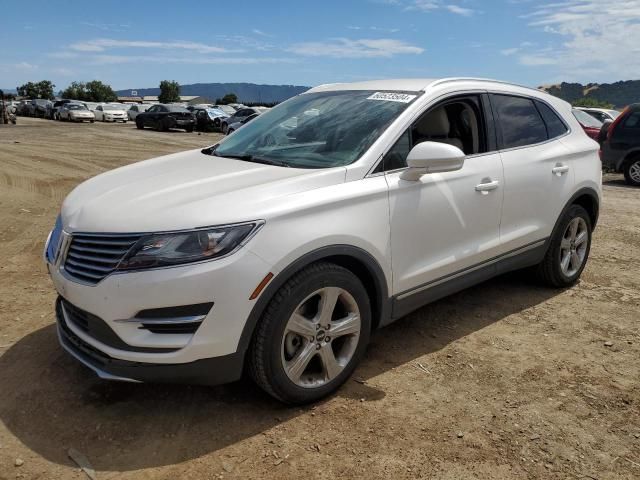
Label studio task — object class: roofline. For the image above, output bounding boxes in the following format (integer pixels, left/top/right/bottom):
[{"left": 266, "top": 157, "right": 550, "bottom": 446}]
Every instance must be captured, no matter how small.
[
  {"left": 428, "top": 77, "right": 544, "bottom": 95},
  {"left": 311, "top": 77, "right": 548, "bottom": 95}
]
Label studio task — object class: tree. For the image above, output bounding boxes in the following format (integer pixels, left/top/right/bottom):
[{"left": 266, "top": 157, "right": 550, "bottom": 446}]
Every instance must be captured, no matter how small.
[
  {"left": 159, "top": 80, "right": 180, "bottom": 103},
  {"left": 17, "top": 80, "right": 55, "bottom": 99},
  {"left": 60, "top": 80, "right": 117, "bottom": 102},
  {"left": 61, "top": 81, "right": 88, "bottom": 100},
  {"left": 215, "top": 93, "right": 238, "bottom": 105},
  {"left": 85, "top": 80, "right": 117, "bottom": 102},
  {"left": 572, "top": 97, "right": 614, "bottom": 109}
]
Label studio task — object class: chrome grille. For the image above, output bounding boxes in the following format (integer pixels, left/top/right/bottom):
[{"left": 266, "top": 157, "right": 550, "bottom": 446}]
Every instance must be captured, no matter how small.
[{"left": 63, "top": 234, "right": 142, "bottom": 284}]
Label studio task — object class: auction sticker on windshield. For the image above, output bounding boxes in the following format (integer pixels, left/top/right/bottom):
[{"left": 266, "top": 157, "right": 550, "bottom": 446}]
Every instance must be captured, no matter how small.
[{"left": 367, "top": 92, "right": 417, "bottom": 103}]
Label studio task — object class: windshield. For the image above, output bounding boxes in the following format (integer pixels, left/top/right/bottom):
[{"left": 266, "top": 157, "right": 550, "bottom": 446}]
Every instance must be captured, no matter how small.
[
  {"left": 573, "top": 109, "right": 603, "bottom": 128},
  {"left": 216, "top": 105, "right": 236, "bottom": 115},
  {"left": 213, "top": 90, "right": 418, "bottom": 168},
  {"left": 103, "top": 105, "right": 122, "bottom": 111},
  {"left": 607, "top": 110, "right": 620, "bottom": 119},
  {"left": 68, "top": 105, "right": 86, "bottom": 110}
]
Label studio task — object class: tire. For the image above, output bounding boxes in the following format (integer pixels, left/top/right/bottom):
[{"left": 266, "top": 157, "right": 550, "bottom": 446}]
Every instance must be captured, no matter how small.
[
  {"left": 248, "top": 262, "right": 371, "bottom": 404},
  {"left": 221, "top": 123, "right": 228, "bottom": 134},
  {"left": 185, "top": 126, "right": 194, "bottom": 133},
  {"left": 136, "top": 120, "right": 144, "bottom": 130},
  {"left": 90, "top": 120, "right": 94, "bottom": 123},
  {"left": 227, "top": 128, "right": 234, "bottom": 135},
  {"left": 536, "top": 204, "right": 592, "bottom": 288},
  {"left": 623, "top": 156, "right": 640, "bottom": 186}
]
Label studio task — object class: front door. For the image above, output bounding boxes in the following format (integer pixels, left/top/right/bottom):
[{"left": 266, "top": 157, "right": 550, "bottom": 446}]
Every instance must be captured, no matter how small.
[{"left": 383, "top": 94, "right": 504, "bottom": 308}]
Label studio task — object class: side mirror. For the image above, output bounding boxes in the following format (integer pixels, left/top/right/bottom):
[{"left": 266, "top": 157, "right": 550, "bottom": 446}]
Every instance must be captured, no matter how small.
[{"left": 400, "top": 141, "right": 465, "bottom": 181}]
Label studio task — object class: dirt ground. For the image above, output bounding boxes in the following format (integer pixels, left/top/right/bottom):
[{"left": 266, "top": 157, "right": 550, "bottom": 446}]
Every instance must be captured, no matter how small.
[{"left": 0, "top": 118, "right": 638, "bottom": 480}]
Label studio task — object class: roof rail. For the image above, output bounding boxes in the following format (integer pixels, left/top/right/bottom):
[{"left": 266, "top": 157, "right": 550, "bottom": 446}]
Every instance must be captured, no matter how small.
[{"left": 428, "top": 77, "right": 543, "bottom": 94}]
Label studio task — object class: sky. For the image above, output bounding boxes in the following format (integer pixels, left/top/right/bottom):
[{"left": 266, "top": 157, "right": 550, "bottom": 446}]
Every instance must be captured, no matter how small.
[{"left": 1, "top": 0, "right": 639, "bottom": 92}]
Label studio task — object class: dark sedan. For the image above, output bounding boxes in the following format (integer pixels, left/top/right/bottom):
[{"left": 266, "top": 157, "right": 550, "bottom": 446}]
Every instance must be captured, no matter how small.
[{"left": 135, "top": 104, "right": 196, "bottom": 132}]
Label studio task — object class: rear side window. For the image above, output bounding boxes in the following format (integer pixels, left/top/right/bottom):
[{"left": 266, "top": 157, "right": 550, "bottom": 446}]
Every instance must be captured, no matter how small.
[
  {"left": 491, "top": 94, "right": 547, "bottom": 149},
  {"left": 535, "top": 101, "right": 569, "bottom": 139},
  {"left": 623, "top": 111, "right": 640, "bottom": 129}
]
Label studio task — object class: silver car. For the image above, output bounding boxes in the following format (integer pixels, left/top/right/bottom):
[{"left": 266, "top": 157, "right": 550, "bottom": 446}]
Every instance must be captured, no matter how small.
[{"left": 59, "top": 104, "right": 95, "bottom": 123}]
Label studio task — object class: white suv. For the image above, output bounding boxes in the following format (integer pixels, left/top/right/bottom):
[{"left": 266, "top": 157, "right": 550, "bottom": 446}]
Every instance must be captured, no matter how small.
[{"left": 45, "top": 78, "right": 601, "bottom": 403}]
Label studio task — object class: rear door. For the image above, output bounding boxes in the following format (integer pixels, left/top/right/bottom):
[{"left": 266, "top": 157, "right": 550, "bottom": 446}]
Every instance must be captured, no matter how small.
[{"left": 491, "top": 94, "right": 574, "bottom": 252}]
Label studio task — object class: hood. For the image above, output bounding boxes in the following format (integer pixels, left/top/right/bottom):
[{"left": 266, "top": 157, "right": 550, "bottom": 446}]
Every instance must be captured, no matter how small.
[{"left": 61, "top": 149, "right": 346, "bottom": 233}]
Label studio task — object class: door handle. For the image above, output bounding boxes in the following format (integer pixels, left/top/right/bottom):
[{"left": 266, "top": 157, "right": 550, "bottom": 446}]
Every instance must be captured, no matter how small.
[
  {"left": 552, "top": 164, "right": 570, "bottom": 176},
  {"left": 475, "top": 180, "right": 500, "bottom": 194}
]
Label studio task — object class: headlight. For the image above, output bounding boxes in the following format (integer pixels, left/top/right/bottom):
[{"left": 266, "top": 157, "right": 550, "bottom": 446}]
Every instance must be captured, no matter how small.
[{"left": 117, "top": 222, "right": 262, "bottom": 271}]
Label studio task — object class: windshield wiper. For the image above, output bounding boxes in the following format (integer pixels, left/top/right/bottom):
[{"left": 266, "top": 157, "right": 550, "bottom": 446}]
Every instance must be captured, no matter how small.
[{"left": 212, "top": 151, "right": 290, "bottom": 167}]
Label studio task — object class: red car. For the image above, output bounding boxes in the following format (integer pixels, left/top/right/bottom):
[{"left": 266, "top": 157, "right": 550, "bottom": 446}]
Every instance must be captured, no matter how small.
[{"left": 572, "top": 108, "right": 603, "bottom": 140}]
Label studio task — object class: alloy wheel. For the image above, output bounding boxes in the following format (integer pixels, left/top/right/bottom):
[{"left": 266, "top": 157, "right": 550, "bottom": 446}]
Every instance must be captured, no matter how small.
[
  {"left": 559, "top": 217, "right": 588, "bottom": 277},
  {"left": 281, "top": 287, "right": 361, "bottom": 388},
  {"left": 629, "top": 160, "right": 640, "bottom": 184}
]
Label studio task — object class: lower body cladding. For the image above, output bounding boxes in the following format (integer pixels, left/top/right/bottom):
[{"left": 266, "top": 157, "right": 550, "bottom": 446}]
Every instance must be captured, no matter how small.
[{"left": 50, "top": 246, "right": 274, "bottom": 385}]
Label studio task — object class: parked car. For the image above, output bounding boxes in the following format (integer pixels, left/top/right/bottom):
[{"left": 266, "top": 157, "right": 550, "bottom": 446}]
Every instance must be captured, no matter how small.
[
  {"left": 193, "top": 106, "right": 230, "bottom": 131},
  {"left": 220, "top": 107, "right": 263, "bottom": 134},
  {"left": 82, "top": 102, "right": 100, "bottom": 112},
  {"left": 15, "top": 100, "right": 31, "bottom": 116},
  {"left": 574, "top": 107, "right": 620, "bottom": 124},
  {"left": 94, "top": 104, "right": 128, "bottom": 122},
  {"left": 58, "top": 103, "right": 95, "bottom": 123},
  {"left": 48, "top": 99, "right": 81, "bottom": 120},
  {"left": 226, "top": 112, "right": 259, "bottom": 134},
  {"left": 135, "top": 104, "right": 195, "bottom": 132},
  {"left": 127, "top": 104, "right": 151, "bottom": 121},
  {"left": 29, "top": 99, "right": 51, "bottom": 118},
  {"left": 572, "top": 108, "right": 603, "bottom": 140},
  {"left": 45, "top": 78, "right": 601, "bottom": 404},
  {"left": 600, "top": 103, "right": 640, "bottom": 185},
  {"left": 214, "top": 104, "right": 237, "bottom": 116}
]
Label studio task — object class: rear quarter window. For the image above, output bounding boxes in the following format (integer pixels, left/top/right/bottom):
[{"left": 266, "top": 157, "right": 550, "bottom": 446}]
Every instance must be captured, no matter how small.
[
  {"left": 623, "top": 111, "right": 640, "bottom": 129},
  {"left": 491, "top": 94, "right": 548, "bottom": 149},
  {"left": 535, "top": 101, "right": 569, "bottom": 139}
]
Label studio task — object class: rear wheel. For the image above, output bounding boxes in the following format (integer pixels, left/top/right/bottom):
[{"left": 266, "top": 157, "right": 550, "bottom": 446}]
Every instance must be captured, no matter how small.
[
  {"left": 623, "top": 157, "right": 640, "bottom": 186},
  {"left": 249, "top": 262, "right": 371, "bottom": 404},
  {"left": 185, "top": 126, "right": 194, "bottom": 133},
  {"left": 536, "top": 204, "right": 592, "bottom": 288}
]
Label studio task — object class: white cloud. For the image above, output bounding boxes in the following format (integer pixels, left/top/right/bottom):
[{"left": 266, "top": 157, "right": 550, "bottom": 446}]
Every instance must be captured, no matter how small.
[
  {"left": 86, "top": 55, "right": 295, "bottom": 66},
  {"left": 68, "top": 38, "right": 233, "bottom": 54},
  {"left": 384, "top": 0, "right": 478, "bottom": 16},
  {"left": 445, "top": 5, "right": 474, "bottom": 16},
  {"left": 501, "top": 47, "right": 519, "bottom": 56},
  {"left": 287, "top": 38, "right": 424, "bottom": 58},
  {"left": 516, "top": 0, "right": 640, "bottom": 80}
]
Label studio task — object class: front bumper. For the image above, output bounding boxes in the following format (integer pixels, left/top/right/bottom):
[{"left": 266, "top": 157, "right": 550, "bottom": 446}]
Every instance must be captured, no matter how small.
[
  {"left": 47, "top": 229, "right": 274, "bottom": 375},
  {"left": 57, "top": 298, "right": 243, "bottom": 384}
]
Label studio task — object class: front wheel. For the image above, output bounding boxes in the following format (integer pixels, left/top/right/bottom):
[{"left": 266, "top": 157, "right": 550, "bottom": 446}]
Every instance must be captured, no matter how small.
[
  {"left": 221, "top": 123, "right": 228, "bottom": 134},
  {"left": 249, "top": 262, "right": 371, "bottom": 404},
  {"left": 536, "top": 204, "right": 592, "bottom": 288},
  {"left": 623, "top": 157, "right": 640, "bottom": 186},
  {"left": 185, "top": 126, "right": 194, "bottom": 133},
  {"left": 136, "top": 120, "right": 144, "bottom": 130}
]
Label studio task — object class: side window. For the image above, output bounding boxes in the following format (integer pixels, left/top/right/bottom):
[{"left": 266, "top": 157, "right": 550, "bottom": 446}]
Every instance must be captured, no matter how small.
[
  {"left": 491, "top": 94, "right": 547, "bottom": 149},
  {"left": 375, "top": 95, "right": 487, "bottom": 173},
  {"left": 535, "top": 101, "right": 568, "bottom": 139},
  {"left": 623, "top": 111, "right": 640, "bottom": 129},
  {"left": 97, "top": 106, "right": 102, "bottom": 111}
]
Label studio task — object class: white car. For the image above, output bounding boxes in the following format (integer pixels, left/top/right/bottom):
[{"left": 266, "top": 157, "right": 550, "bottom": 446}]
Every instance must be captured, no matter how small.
[
  {"left": 45, "top": 78, "right": 601, "bottom": 404},
  {"left": 128, "top": 104, "right": 151, "bottom": 121},
  {"left": 94, "top": 104, "right": 128, "bottom": 122},
  {"left": 574, "top": 106, "right": 620, "bottom": 123}
]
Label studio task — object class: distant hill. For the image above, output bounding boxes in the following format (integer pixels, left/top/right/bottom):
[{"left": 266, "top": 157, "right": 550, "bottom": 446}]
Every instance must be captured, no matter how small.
[
  {"left": 116, "top": 82, "right": 309, "bottom": 104},
  {"left": 540, "top": 80, "right": 640, "bottom": 108}
]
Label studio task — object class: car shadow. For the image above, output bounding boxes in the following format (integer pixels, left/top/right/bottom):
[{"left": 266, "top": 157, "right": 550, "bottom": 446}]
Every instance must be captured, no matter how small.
[
  {"left": 0, "top": 271, "right": 562, "bottom": 471},
  {"left": 603, "top": 177, "right": 637, "bottom": 189}
]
